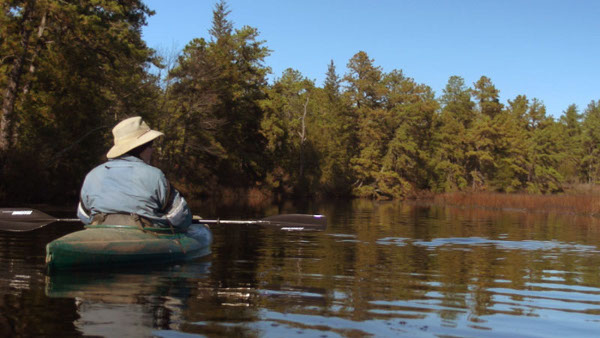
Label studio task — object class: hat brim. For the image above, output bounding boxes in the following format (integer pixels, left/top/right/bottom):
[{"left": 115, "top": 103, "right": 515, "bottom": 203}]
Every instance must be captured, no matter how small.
[{"left": 106, "top": 130, "right": 164, "bottom": 159}]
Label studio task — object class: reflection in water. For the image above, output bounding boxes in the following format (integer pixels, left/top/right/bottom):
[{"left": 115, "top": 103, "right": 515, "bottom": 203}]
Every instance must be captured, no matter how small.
[
  {"left": 379, "top": 235, "right": 600, "bottom": 253},
  {"left": 45, "top": 262, "right": 211, "bottom": 336},
  {"left": 1, "top": 200, "right": 600, "bottom": 336}
]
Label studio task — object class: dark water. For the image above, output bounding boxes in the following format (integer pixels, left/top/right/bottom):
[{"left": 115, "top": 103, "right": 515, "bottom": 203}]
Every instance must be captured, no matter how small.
[{"left": 1, "top": 200, "right": 600, "bottom": 337}]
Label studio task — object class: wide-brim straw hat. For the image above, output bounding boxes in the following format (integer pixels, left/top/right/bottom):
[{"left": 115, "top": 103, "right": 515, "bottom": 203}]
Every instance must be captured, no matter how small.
[{"left": 106, "top": 116, "right": 164, "bottom": 159}]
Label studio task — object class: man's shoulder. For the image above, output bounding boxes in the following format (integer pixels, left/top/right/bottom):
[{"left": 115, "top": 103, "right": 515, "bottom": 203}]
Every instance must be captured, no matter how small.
[
  {"left": 134, "top": 162, "right": 165, "bottom": 178},
  {"left": 87, "top": 157, "right": 165, "bottom": 177},
  {"left": 121, "top": 157, "right": 166, "bottom": 180}
]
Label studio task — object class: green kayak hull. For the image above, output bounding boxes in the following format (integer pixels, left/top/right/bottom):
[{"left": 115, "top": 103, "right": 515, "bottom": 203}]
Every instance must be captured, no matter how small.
[{"left": 45, "top": 224, "right": 212, "bottom": 271}]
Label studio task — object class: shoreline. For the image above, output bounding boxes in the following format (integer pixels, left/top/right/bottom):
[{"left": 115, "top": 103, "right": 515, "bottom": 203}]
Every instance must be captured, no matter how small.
[{"left": 429, "top": 191, "right": 600, "bottom": 218}]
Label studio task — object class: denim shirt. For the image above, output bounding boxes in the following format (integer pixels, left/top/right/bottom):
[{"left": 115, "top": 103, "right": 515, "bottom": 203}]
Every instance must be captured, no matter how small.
[{"left": 77, "top": 156, "right": 192, "bottom": 229}]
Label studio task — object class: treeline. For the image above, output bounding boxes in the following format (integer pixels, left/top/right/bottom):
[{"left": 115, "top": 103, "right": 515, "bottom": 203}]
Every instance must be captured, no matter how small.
[{"left": 1, "top": 0, "right": 599, "bottom": 203}]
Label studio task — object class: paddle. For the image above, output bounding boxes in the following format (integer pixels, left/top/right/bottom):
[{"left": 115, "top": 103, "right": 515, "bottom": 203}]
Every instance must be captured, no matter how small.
[
  {"left": 0, "top": 208, "right": 327, "bottom": 232},
  {"left": 196, "top": 214, "right": 327, "bottom": 231}
]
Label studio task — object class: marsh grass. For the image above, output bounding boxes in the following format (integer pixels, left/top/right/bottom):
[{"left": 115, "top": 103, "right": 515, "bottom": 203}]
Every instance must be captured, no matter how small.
[{"left": 434, "top": 187, "right": 600, "bottom": 217}]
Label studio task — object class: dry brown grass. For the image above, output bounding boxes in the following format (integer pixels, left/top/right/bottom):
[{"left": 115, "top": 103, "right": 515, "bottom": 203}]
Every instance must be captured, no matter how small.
[
  {"left": 433, "top": 191, "right": 600, "bottom": 216},
  {"left": 217, "top": 187, "right": 272, "bottom": 209}
]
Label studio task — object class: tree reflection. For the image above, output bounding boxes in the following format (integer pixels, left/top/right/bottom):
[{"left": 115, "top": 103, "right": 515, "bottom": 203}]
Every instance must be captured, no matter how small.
[{"left": 2, "top": 200, "right": 600, "bottom": 336}]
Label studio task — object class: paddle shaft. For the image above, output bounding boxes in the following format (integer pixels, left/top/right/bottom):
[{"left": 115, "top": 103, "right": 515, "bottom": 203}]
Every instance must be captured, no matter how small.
[
  {"left": 56, "top": 218, "right": 81, "bottom": 222},
  {"left": 19, "top": 218, "right": 262, "bottom": 225},
  {"left": 21, "top": 218, "right": 290, "bottom": 226},
  {"left": 0, "top": 208, "right": 326, "bottom": 232},
  {"left": 32, "top": 216, "right": 322, "bottom": 226}
]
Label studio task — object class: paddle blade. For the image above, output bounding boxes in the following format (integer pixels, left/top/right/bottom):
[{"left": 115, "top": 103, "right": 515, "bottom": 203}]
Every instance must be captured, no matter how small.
[
  {"left": 261, "top": 214, "right": 327, "bottom": 231},
  {"left": 0, "top": 208, "right": 57, "bottom": 232}
]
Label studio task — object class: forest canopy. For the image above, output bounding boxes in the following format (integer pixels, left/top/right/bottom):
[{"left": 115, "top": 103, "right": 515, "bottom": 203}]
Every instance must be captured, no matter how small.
[{"left": 0, "top": 0, "right": 598, "bottom": 203}]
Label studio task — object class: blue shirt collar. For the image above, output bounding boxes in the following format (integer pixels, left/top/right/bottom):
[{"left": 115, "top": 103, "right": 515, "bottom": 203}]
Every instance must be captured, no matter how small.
[{"left": 109, "top": 155, "right": 145, "bottom": 163}]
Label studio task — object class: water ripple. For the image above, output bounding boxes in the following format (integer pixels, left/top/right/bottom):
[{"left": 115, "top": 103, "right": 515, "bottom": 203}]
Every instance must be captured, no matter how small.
[{"left": 410, "top": 237, "right": 599, "bottom": 253}]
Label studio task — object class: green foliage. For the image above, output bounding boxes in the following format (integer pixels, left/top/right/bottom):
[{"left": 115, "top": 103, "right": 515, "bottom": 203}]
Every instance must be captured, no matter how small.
[
  {"left": 158, "top": 1, "right": 270, "bottom": 194},
  {"left": 311, "top": 61, "right": 355, "bottom": 196},
  {"left": 432, "top": 76, "right": 474, "bottom": 192},
  {"left": 473, "top": 76, "right": 502, "bottom": 118},
  {"left": 490, "top": 111, "right": 529, "bottom": 192},
  {"left": 524, "top": 100, "right": 564, "bottom": 193},
  {"left": 557, "top": 104, "right": 582, "bottom": 183},
  {"left": 0, "top": 0, "right": 155, "bottom": 201},
  {"left": 0, "top": 0, "right": 593, "bottom": 203},
  {"left": 259, "top": 68, "right": 317, "bottom": 196},
  {"left": 581, "top": 101, "right": 600, "bottom": 184},
  {"left": 344, "top": 53, "right": 439, "bottom": 199}
]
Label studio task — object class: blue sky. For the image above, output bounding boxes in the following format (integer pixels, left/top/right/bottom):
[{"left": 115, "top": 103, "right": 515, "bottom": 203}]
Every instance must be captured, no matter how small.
[{"left": 142, "top": 0, "right": 600, "bottom": 118}]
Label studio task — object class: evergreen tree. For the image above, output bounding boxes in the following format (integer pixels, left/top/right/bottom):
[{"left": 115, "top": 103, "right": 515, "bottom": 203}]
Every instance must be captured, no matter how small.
[
  {"left": 433, "top": 76, "right": 474, "bottom": 191},
  {"left": 472, "top": 76, "right": 502, "bottom": 118},
  {"left": 323, "top": 60, "right": 341, "bottom": 101},
  {"left": 464, "top": 115, "right": 497, "bottom": 190},
  {"left": 210, "top": 4, "right": 270, "bottom": 186},
  {"left": 161, "top": 37, "right": 225, "bottom": 193},
  {"left": 507, "top": 95, "right": 529, "bottom": 127},
  {"left": 558, "top": 104, "right": 582, "bottom": 183},
  {"left": 344, "top": 53, "right": 437, "bottom": 199},
  {"left": 209, "top": 0, "right": 233, "bottom": 40},
  {"left": 343, "top": 51, "right": 384, "bottom": 110},
  {"left": 505, "top": 99, "right": 564, "bottom": 193},
  {"left": 163, "top": 0, "right": 270, "bottom": 193},
  {"left": 0, "top": 0, "right": 155, "bottom": 201},
  {"left": 490, "top": 106, "right": 529, "bottom": 192},
  {"left": 314, "top": 60, "right": 355, "bottom": 195},
  {"left": 259, "top": 68, "right": 317, "bottom": 196},
  {"left": 464, "top": 76, "right": 504, "bottom": 190},
  {"left": 440, "top": 76, "right": 475, "bottom": 128},
  {"left": 581, "top": 101, "right": 600, "bottom": 184},
  {"left": 344, "top": 52, "right": 386, "bottom": 198},
  {"left": 381, "top": 70, "right": 437, "bottom": 195},
  {"left": 489, "top": 95, "right": 532, "bottom": 192}
]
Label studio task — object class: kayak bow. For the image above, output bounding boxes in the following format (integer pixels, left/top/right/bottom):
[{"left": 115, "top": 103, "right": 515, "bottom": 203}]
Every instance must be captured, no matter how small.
[{"left": 45, "top": 224, "right": 212, "bottom": 272}]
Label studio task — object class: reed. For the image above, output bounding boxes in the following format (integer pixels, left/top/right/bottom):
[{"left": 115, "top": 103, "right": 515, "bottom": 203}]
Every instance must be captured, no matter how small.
[
  {"left": 433, "top": 191, "right": 600, "bottom": 216},
  {"left": 211, "top": 187, "right": 272, "bottom": 209}
]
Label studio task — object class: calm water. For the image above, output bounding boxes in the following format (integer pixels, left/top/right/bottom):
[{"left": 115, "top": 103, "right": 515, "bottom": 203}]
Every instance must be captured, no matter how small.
[{"left": 1, "top": 200, "right": 600, "bottom": 337}]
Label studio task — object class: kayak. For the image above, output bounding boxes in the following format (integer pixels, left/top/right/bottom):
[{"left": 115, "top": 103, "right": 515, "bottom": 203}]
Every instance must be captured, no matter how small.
[{"left": 45, "top": 223, "right": 212, "bottom": 272}]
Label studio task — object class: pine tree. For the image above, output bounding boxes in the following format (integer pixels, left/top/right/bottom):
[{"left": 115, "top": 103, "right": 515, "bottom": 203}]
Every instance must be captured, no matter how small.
[
  {"left": 161, "top": 37, "right": 225, "bottom": 193},
  {"left": 259, "top": 68, "right": 316, "bottom": 195},
  {"left": 433, "top": 76, "right": 474, "bottom": 191},
  {"left": 558, "top": 104, "right": 582, "bottom": 183},
  {"left": 490, "top": 107, "right": 529, "bottom": 192},
  {"left": 581, "top": 101, "right": 600, "bottom": 184},
  {"left": 381, "top": 70, "right": 437, "bottom": 194},
  {"left": 463, "top": 76, "right": 504, "bottom": 190},
  {"left": 473, "top": 76, "right": 502, "bottom": 118},
  {"left": 323, "top": 60, "right": 341, "bottom": 101},
  {"left": 524, "top": 100, "right": 563, "bottom": 193},
  {"left": 0, "top": 0, "right": 155, "bottom": 201},
  {"left": 314, "top": 60, "right": 355, "bottom": 195},
  {"left": 209, "top": 0, "right": 233, "bottom": 40},
  {"left": 343, "top": 51, "right": 384, "bottom": 110},
  {"left": 344, "top": 52, "right": 386, "bottom": 197},
  {"left": 164, "top": 1, "right": 271, "bottom": 192}
]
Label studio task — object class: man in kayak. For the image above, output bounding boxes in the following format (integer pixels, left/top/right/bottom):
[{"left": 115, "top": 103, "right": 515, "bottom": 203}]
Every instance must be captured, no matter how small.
[{"left": 77, "top": 116, "right": 192, "bottom": 229}]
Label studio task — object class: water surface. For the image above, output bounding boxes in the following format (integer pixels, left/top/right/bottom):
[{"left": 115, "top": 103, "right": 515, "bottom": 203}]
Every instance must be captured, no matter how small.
[{"left": 1, "top": 200, "right": 599, "bottom": 337}]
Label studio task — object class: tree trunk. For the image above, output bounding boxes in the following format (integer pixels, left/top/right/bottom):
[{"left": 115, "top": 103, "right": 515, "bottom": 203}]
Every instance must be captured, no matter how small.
[
  {"left": 21, "top": 8, "right": 47, "bottom": 97},
  {"left": 298, "top": 95, "right": 309, "bottom": 178},
  {"left": 10, "top": 8, "right": 48, "bottom": 146},
  {"left": 0, "top": 2, "right": 40, "bottom": 150}
]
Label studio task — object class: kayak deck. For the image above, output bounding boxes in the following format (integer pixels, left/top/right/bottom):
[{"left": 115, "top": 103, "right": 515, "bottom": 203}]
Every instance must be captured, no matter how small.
[{"left": 45, "top": 224, "right": 212, "bottom": 271}]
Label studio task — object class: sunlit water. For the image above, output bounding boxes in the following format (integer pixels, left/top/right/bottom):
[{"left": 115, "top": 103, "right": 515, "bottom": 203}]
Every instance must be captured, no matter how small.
[{"left": 1, "top": 200, "right": 600, "bottom": 337}]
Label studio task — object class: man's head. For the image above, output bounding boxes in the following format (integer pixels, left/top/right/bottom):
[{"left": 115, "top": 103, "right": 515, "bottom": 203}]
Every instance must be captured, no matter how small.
[{"left": 106, "top": 116, "right": 163, "bottom": 159}]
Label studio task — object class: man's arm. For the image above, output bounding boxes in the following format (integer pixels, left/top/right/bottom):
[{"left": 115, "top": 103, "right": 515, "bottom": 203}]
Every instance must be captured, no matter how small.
[
  {"left": 157, "top": 174, "right": 192, "bottom": 229},
  {"left": 77, "top": 200, "right": 93, "bottom": 224}
]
